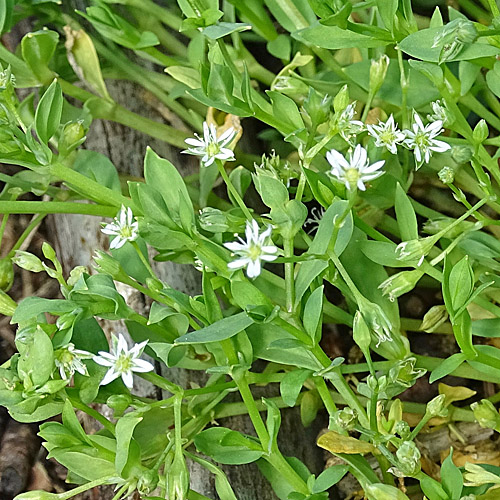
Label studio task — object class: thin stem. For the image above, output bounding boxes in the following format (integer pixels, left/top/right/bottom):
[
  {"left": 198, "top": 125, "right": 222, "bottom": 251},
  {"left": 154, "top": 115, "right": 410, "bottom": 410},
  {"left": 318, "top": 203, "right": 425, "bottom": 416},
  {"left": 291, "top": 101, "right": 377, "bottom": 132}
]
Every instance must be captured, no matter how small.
[
  {"left": 70, "top": 398, "right": 115, "bottom": 433},
  {"left": 0, "top": 201, "right": 117, "bottom": 217},
  {"left": 216, "top": 161, "right": 253, "bottom": 220},
  {"left": 313, "top": 376, "right": 337, "bottom": 421},
  {"left": 8, "top": 214, "right": 45, "bottom": 257},
  {"left": 60, "top": 476, "right": 113, "bottom": 500},
  {"left": 284, "top": 237, "right": 295, "bottom": 313},
  {"left": 397, "top": 49, "right": 409, "bottom": 129},
  {"left": 131, "top": 241, "right": 156, "bottom": 280}
]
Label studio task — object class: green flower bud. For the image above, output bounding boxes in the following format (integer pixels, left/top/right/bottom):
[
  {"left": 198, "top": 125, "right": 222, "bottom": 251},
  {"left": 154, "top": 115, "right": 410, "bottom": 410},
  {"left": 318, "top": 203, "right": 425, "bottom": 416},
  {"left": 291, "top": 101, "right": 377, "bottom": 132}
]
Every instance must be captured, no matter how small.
[
  {"left": 396, "top": 236, "right": 438, "bottom": 266},
  {"left": 433, "top": 19, "right": 478, "bottom": 63},
  {"left": 471, "top": 399, "right": 500, "bottom": 431},
  {"left": 273, "top": 76, "right": 309, "bottom": 96},
  {"left": 389, "top": 357, "right": 426, "bottom": 389},
  {"left": 396, "top": 441, "right": 421, "bottom": 477},
  {"left": 166, "top": 451, "right": 190, "bottom": 500},
  {"left": 352, "top": 310, "right": 371, "bottom": 353},
  {"left": 106, "top": 394, "right": 132, "bottom": 417},
  {"left": 358, "top": 297, "right": 394, "bottom": 347},
  {"left": 438, "top": 166, "right": 455, "bottom": 184},
  {"left": 369, "top": 54, "right": 390, "bottom": 94},
  {"left": 464, "top": 462, "right": 500, "bottom": 487},
  {"left": 379, "top": 270, "right": 424, "bottom": 302},
  {"left": 333, "top": 84, "right": 349, "bottom": 114},
  {"left": 420, "top": 305, "right": 449, "bottom": 333},
  {"left": 0, "top": 257, "right": 14, "bottom": 291},
  {"left": 0, "top": 290, "right": 17, "bottom": 316},
  {"left": 473, "top": 119, "right": 489, "bottom": 144},
  {"left": 59, "top": 121, "right": 85, "bottom": 156},
  {"left": 303, "top": 88, "right": 331, "bottom": 126},
  {"left": 426, "top": 394, "right": 448, "bottom": 418},
  {"left": 451, "top": 145, "right": 473, "bottom": 164},
  {"left": 332, "top": 407, "right": 357, "bottom": 431},
  {"left": 199, "top": 207, "right": 230, "bottom": 233},
  {"left": 137, "top": 469, "right": 159, "bottom": 496},
  {"left": 93, "top": 251, "right": 126, "bottom": 279},
  {"left": 394, "top": 420, "right": 411, "bottom": 440},
  {"left": 41, "top": 242, "right": 57, "bottom": 262},
  {"left": 55, "top": 312, "right": 76, "bottom": 331},
  {"left": 12, "top": 251, "right": 44, "bottom": 273}
]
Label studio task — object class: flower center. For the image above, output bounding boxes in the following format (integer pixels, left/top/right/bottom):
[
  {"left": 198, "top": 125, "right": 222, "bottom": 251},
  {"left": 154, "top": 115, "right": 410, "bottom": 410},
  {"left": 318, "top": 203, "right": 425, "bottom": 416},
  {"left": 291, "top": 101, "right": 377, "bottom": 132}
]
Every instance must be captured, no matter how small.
[
  {"left": 206, "top": 141, "right": 220, "bottom": 158},
  {"left": 115, "top": 354, "right": 133, "bottom": 373},
  {"left": 414, "top": 132, "right": 430, "bottom": 149},
  {"left": 345, "top": 168, "right": 360, "bottom": 186},
  {"left": 380, "top": 129, "right": 396, "bottom": 144},
  {"left": 247, "top": 243, "right": 262, "bottom": 262},
  {"left": 119, "top": 226, "right": 134, "bottom": 239}
]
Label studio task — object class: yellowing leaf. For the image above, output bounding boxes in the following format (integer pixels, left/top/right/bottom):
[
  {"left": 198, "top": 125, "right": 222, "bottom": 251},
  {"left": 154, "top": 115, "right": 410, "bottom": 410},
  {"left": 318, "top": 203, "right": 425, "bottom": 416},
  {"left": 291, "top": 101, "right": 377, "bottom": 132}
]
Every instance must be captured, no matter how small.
[
  {"left": 317, "top": 431, "right": 376, "bottom": 455},
  {"left": 438, "top": 383, "right": 476, "bottom": 406}
]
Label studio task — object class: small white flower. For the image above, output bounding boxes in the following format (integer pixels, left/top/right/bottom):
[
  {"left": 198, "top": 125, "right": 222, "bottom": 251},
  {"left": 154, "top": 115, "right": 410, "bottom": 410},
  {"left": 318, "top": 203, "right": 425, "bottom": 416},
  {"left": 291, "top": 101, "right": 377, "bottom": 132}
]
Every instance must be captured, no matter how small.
[
  {"left": 403, "top": 112, "right": 451, "bottom": 167},
  {"left": 54, "top": 343, "right": 93, "bottom": 380},
  {"left": 224, "top": 220, "right": 278, "bottom": 278},
  {"left": 93, "top": 333, "right": 154, "bottom": 389},
  {"left": 333, "top": 102, "right": 365, "bottom": 144},
  {"left": 366, "top": 115, "right": 405, "bottom": 154},
  {"left": 326, "top": 144, "right": 385, "bottom": 191},
  {"left": 183, "top": 122, "right": 236, "bottom": 167},
  {"left": 101, "top": 205, "right": 139, "bottom": 250}
]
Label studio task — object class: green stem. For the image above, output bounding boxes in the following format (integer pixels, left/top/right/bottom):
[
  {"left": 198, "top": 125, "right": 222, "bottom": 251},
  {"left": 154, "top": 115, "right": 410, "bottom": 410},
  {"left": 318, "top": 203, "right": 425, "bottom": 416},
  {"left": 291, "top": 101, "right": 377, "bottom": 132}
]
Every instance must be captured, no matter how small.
[
  {"left": 59, "top": 476, "right": 113, "bottom": 500},
  {"left": 0, "top": 201, "right": 117, "bottom": 216},
  {"left": 216, "top": 161, "right": 253, "bottom": 220},
  {"left": 8, "top": 214, "right": 45, "bottom": 257},
  {"left": 131, "top": 241, "right": 156, "bottom": 280},
  {"left": 70, "top": 398, "right": 115, "bottom": 433},
  {"left": 313, "top": 376, "right": 337, "bottom": 421},
  {"left": 284, "top": 237, "right": 295, "bottom": 313},
  {"left": 397, "top": 49, "right": 409, "bottom": 129}
]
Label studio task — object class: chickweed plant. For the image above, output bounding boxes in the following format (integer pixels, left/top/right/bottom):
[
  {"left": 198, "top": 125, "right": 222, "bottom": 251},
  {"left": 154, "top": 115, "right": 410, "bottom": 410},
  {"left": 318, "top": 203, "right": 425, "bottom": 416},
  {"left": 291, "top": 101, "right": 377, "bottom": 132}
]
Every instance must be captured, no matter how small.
[{"left": 2, "top": 1, "right": 500, "bottom": 499}]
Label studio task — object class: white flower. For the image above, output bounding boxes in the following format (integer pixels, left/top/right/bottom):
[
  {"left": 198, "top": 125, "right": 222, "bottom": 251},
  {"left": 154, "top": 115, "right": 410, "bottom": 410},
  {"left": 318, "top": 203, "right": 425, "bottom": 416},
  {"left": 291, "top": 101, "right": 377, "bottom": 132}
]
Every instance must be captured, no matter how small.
[
  {"left": 101, "top": 205, "right": 139, "bottom": 250},
  {"left": 326, "top": 144, "right": 385, "bottom": 191},
  {"left": 223, "top": 220, "right": 278, "bottom": 278},
  {"left": 366, "top": 115, "right": 405, "bottom": 154},
  {"left": 403, "top": 112, "right": 451, "bottom": 167},
  {"left": 183, "top": 122, "right": 236, "bottom": 167},
  {"left": 54, "top": 343, "right": 93, "bottom": 380},
  {"left": 333, "top": 102, "right": 365, "bottom": 144},
  {"left": 93, "top": 333, "right": 154, "bottom": 389}
]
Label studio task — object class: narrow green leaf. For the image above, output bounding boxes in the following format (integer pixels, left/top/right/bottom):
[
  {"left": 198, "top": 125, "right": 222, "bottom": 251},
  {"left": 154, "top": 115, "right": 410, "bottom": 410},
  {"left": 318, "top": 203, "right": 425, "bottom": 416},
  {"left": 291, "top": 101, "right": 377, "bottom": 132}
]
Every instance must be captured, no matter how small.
[
  {"left": 395, "top": 184, "right": 418, "bottom": 241},
  {"left": 35, "top": 80, "right": 63, "bottom": 144}
]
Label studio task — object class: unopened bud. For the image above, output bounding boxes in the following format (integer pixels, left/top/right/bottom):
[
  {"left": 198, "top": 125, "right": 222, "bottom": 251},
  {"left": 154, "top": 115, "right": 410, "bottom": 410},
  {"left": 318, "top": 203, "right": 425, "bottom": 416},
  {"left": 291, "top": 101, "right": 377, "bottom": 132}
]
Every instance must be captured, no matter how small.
[
  {"left": 56, "top": 312, "right": 76, "bottom": 331},
  {"left": 396, "top": 236, "right": 438, "bottom": 266},
  {"left": 137, "top": 469, "right": 159, "bottom": 496},
  {"left": 426, "top": 394, "right": 448, "bottom": 418},
  {"left": 369, "top": 55, "right": 390, "bottom": 94},
  {"left": 420, "top": 305, "right": 449, "bottom": 333},
  {"left": 379, "top": 270, "right": 424, "bottom": 302},
  {"left": 166, "top": 451, "right": 190, "bottom": 500},
  {"left": 364, "top": 483, "right": 410, "bottom": 500},
  {"left": 473, "top": 119, "right": 489, "bottom": 144},
  {"left": 396, "top": 441, "right": 421, "bottom": 477},
  {"left": 59, "top": 121, "right": 85, "bottom": 156},
  {"left": 199, "top": 207, "right": 230, "bottom": 233},
  {"left": 12, "top": 251, "right": 44, "bottom": 273},
  {"left": 332, "top": 407, "right": 357, "bottom": 431},
  {"left": 451, "top": 145, "right": 473, "bottom": 164},
  {"left": 333, "top": 85, "right": 349, "bottom": 114},
  {"left": 438, "top": 166, "right": 455, "bottom": 184},
  {"left": 106, "top": 394, "right": 132, "bottom": 417},
  {"left": 303, "top": 88, "right": 331, "bottom": 126},
  {"left": 394, "top": 420, "right": 411, "bottom": 440},
  {"left": 352, "top": 310, "right": 371, "bottom": 353},
  {"left": 93, "top": 251, "right": 125, "bottom": 278},
  {"left": 471, "top": 399, "right": 500, "bottom": 431}
]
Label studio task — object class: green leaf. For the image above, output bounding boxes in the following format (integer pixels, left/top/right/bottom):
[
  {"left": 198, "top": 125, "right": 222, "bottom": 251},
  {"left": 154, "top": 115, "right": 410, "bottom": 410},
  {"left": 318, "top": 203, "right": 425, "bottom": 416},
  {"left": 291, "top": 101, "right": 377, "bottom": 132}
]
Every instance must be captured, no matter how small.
[
  {"left": 144, "top": 147, "right": 193, "bottom": 226},
  {"left": 148, "top": 342, "right": 186, "bottom": 367},
  {"left": 293, "top": 21, "right": 390, "bottom": 49},
  {"left": 448, "top": 256, "right": 474, "bottom": 313},
  {"left": 399, "top": 28, "right": 500, "bottom": 63},
  {"left": 312, "top": 465, "right": 349, "bottom": 493},
  {"left": 265, "top": 0, "right": 316, "bottom": 32},
  {"left": 72, "top": 150, "right": 121, "bottom": 193},
  {"left": 486, "top": 61, "right": 500, "bottom": 99},
  {"left": 303, "top": 286, "right": 323, "bottom": 342},
  {"left": 62, "top": 400, "right": 90, "bottom": 445},
  {"left": 441, "top": 449, "right": 463, "bottom": 500},
  {"left": 267, "top": 34, "right": 291, "bottom": 60},
  {"left": 280, "top": 368, "right": 312, "bottom": 407},
  {"left": 21, "top": 30, "right": 58, "bottom": 84},
  {"left": 376, "top": 0, "right": 398, "bottom": 31},
  {"left": 194, "top": 427, "right": 263, "bottom": 465},
  {"left": 11, "top": 297, "right": 76, "bottom": 323},
  {"left": 0, "top": 0, "right": 14, "bottom": 35},
  {"left": 419, "top": 474, "right": 448, "bottom": 500},
  {"left": 253, "top": 173, "right": 289, "bottom": 209},
  {"left": 395, "top": 184, "right": 418, "bottom": 241},
  {"left": 202, "top": 22, "right": 252, "bottom": 39},
  {"left": 115, "top": 413, "right": 142, "bottom": 476},
  {"left": 17, "top": 327, "right": 54, "bottom": 387},
  {"left": 35, "top": 80, "right": 63, "bottom": 144},
  {"left": 175, "top": 312, "right": 254, "bottom": 344},
  {"left": 429, "top": 353, "right": 466, "bottom": 383},
  {"left": 459, "top": 61, "right": 481, "bottom": 96},
  {"left": 267, "top": 91, "right": 304, "bottom": 133}
]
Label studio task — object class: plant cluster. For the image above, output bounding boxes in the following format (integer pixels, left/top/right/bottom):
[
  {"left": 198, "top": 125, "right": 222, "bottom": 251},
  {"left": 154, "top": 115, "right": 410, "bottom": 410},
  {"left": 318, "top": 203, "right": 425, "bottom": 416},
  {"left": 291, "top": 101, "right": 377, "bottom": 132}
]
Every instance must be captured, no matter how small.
[{"left": 2, "top": 1, "right": 500, "bottom": 499}]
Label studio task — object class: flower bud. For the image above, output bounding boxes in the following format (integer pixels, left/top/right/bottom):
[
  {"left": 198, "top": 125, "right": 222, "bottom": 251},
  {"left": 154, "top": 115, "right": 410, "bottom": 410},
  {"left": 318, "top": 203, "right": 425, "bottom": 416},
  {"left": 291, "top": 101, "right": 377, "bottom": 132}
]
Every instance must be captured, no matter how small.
[
  {"left": 166, "top": 451, "right": 190, "bottom": 500},
  {"left": 394, "top": 420, "right": 411, "bottom": 440},
  {"left": 0, "top": 67, "right": 16, "bottom": 89},
  {"left": 137, "top": 469, "right": 159, "bottom": 496},
  {"left": 379, "top": 270, "right": 424, "bottom": 302},
  {"left": 396, "top": 236, "right": 438, "bottom": 266},
  {"left": 12, "top": 251, "right": 44, "bottom": 273},
  {"left": 333, "top": 85, "right": 349, "bottom": 114},
  {"left": 420, "top": 305, "right": 449, "bottom": 333},
  {"left": 432, "top": 19, "right": 478, "bottom": 63},
  {"left": 199, "top": 207, "right": 230, "bottom": 233},
  {"left": 438, "top": 166, "right": 455, "bottom": 184},
  {"left": 303, "top": 88, "right": 331, "bottom": 126},
  {"left": 359, "top": 298, "right": 394, "bottom": 347},
  {"left": 0, "top": 258, "right": 14, "bottom": 291},
  {"left": 396, "top": 441, "right": 421, "bottom": 477},
  {"left": 369, "top": 55, "right": 390, "bottom": 94},
  {"left": 473, "top": 119, "right": 489, "bottom": 144},
  {"left": 93, "top": 251, "right": 126, "bottom": 279},
  {"left": 0, "top": 290, "right": 17, "bottom": 316},
  {"left": 426, "top": 394, "right": 448, "bottom": 418},
  {"left": 451, "top": 145, "right": 473, "bottom": 164},
  {"left": 273, "top": 76, "right": 309, "bottom": 96},
  {"left": 332, "top": 407, "right": 357, "bottom": 431},
  {"left": 56, "top": 312, "right": 76, "bottom": 331},
  {"left": 41, "top": 242, "right": 57, "bottom": 262},
  {"left": 389, "top": 357, "right": 425, "bottom": 389},
  {"left": 427, "top": 100, "right": 450, "bottom": 125},
  {"left": 106, "top": 394, "right": 132, "bottom": 417},
  {"left": 464, "top": 462, "right": 500, "bottom": 487},
  {"left": 352, "top": 310, "right": 371, "bottom": 353},
  {"left": 59, "top": 121, "right": 85, "bottom": 156},
  {"left": 471, "top": 399, "right": 500, "bottom": 431}
]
